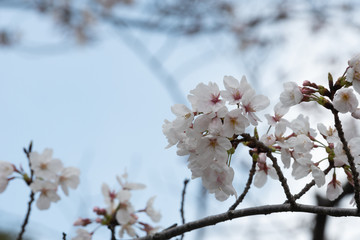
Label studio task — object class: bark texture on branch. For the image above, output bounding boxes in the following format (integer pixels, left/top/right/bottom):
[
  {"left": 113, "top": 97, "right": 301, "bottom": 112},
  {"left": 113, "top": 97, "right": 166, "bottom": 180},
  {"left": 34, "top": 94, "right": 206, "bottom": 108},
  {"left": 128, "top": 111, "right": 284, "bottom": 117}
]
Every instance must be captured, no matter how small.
[{"left": 137, "top": 204, "right": 360, "bottom": 240}]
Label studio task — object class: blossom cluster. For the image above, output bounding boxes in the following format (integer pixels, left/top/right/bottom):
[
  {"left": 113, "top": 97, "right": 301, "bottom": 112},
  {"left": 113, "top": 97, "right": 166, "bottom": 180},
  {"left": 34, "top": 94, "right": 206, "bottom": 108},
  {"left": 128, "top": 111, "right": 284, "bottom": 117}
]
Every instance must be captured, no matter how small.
[
  {"left": 0, "top": 147, "right": 80, "bottom": 210},
  {"left": 163, "top": 53, "right": 360, "bottom": 203},
  {"left": 73, "top": 172, "right": 161, "bottom": 240},
  {"left": 163, "top": 76, "right": 270, "bottom": 201}
]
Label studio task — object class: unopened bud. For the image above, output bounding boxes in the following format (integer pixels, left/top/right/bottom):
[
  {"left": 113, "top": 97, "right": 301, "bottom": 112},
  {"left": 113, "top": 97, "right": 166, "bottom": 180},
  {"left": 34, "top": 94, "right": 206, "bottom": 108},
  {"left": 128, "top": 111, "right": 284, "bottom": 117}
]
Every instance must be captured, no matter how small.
[
  {"left": 93, "top": 207, "right": 107, "bottom": 215},
  {"left": 73, "top": 217, "right": 92, "bottom": 226}
]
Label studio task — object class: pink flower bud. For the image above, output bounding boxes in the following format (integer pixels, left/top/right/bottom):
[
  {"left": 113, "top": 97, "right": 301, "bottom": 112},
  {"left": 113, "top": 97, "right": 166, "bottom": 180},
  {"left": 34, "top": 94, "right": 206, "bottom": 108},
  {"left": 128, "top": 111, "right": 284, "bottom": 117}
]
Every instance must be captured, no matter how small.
[{"left": 73, "top": 217, "right": 92, "bottom": 226}]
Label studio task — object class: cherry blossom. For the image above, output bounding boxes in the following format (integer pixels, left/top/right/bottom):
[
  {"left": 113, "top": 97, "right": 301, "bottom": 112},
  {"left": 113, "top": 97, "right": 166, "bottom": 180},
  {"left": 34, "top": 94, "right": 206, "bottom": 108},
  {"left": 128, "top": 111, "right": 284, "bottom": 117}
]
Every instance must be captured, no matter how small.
[
  {"left": 333, "top": 88, "right": 358, "bottom": 113},
  {"left": 72, "top": 228, "right": 92, "bottom": 240},
  {"left": 220, "top": 75, "right": 251, "bottom": 105},
  {"left": 30, "top": 179, "right": 60, "bottom": 210},
  {"left": 346, "top": 53, "right": 360, "bottom": 94},
  {"left": 265, "top": 102, "right": 289, "bottom": 127},
  {"left": 0, "top": 161, "right": 14, "bottom": 177},
  {"left": 57, "top": 167, "right": 80, "bottom": 196},
  {"left": 145, "top": 196, "right": 161, "bottom": 222},
  {"left": 280, "top": 82, "right": 303, "bottom": 107},
  {"left": 30, "top": 148, "right": 63, "bottom": 180},
  {"left": 317, "top": 123, "right": 339, "bottom": 144},
  {"left": 0, "top": 177, "right": 8, "bottom": 193},
  {"left": 201, "top": 162, "right": 237, "bottom": 201},
  {"left": 253, "top": 153, "right": 278, "bottom": 188},
  {"left": 188, "top": 82, "right": 225, "bottom": 113},
  {"left": 326, "top": 175, "right": 343, "bottom": 201},
  {"left": 241, "top": 88, "right": 270, "bottom": 126}
]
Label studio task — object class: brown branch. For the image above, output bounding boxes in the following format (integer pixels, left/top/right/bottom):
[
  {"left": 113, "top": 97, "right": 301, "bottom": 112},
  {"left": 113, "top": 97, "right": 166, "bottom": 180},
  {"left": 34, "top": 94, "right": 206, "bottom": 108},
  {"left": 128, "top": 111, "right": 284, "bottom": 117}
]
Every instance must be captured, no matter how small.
[
  {"left": 228, "top": 160, "right": 256, "bottom": 211},
  {"left": 16, "top": 191, "right": 35, "bottom": 240},
  {"left": 180, "top": 179, "right": 190, "bottom": 225},
  {"left": 332, "top": 109, "right": 360, "bottom": 211},
  {"left": 290, "top": 165, "right": 333, "bottom": 202},
  {"left": 239, "top": 133, "right": 295, "bottom": 207},
  {"left": 267, "top": 152, "right": 296, "bottom": 207},
  {"left": 180, "top": 179, "right": 189, "bottom": 240},
  {"left": 17, "top": 141, "right": 35, "bottom": 240},
  {"left": 137, "top": 203, "right": 360, "bottom": 240}
]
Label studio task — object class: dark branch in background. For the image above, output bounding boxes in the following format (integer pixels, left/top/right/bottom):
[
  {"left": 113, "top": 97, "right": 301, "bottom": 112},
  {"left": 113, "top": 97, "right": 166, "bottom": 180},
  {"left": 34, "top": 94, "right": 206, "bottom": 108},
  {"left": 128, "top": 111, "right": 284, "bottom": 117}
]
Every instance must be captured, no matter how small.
[
  {"left": 137, "top": 204, "right": 360, "bottom": 240},
  {"left": 312, "top": 182, "right": 353, "bottom": 240},
  {"left": 229, "top": 160, "right": 256, "bottom": 211},
  {"left": 62, "top": 232, "right": 67, "bottom": 240},
  {"left": 180, "top": 179, "right": 189, "bottom": 240}
]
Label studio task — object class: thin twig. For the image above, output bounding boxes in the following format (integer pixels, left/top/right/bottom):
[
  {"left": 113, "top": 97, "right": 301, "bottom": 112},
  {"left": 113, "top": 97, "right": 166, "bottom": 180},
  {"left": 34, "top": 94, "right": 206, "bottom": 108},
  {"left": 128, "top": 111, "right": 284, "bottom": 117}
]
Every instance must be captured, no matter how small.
[
  {"left": 332, "top": 109, "right": 360, "bottom": 211},
  {"left": 228, "top": 160, "right": 257, "bottom": 211},
  {"left": 180, "top": 179, "right": 189, "bottom": 240},
  {"left": 17, "top": 142, "right": 34, "bottom": 240},
  {"left": 16, "top": 191, "right": 35, "bottom": 240},
  {"left": 62, "top": 232, "right": 67, "bottom": 240},
  {"left": 137, "top": 203, "right": 360, "bottom": 240},
  {"left": 240, "top": 133, "right": 296, "bottom": 207},
  {"left": 290, "top": 165, "right": 333, "bottom": 202},
  {"left": 180, "top": 179, "right": 190, "bottom": 225},
  {"left": 267, "top": 152, "right": 296, "bottom": 207}
]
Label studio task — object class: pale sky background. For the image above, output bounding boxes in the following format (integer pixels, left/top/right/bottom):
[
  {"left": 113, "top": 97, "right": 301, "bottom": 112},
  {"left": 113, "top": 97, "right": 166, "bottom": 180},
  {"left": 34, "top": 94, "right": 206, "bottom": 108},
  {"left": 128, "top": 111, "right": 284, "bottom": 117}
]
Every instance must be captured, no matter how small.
[{"left": 1, "top": 2, "right": 360, "bottom": 240}]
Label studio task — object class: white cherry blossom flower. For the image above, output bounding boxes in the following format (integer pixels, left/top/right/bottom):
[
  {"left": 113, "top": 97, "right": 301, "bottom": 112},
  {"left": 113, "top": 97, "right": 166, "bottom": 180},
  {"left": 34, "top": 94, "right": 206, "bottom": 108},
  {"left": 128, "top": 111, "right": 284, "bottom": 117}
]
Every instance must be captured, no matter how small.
[
  {"left": 201, "top": 162, "right": 237, "bottom": 201},
  {"left": 0, "top": 177, "right": 8, "bottom": 193},
  {"left": 197, "top": 135, "right": 232, "bottom": 164},
  {"left": 317, "top": 123, "right": 339, "bottom": 144},
  {"left": 289, "top": 114, "right": 317, "bottom": 137},
  {"left": 30, "top": 148, "right": 63, "bottom": 180},
  {"left": 222, "top": 108, "right": 249, "bottom": 137},
  {"left": 280, "top": 82, "right": 303, "bottom": 107},
  {"left": 333, "top": 88, "right": 358, "bottom": 113},
  {"left": 170, "top": 104, "right": 194, "bottom": 135},
  {"left": 101, "top": 183, "right": 117, "bottom": 213},
  {"left": 333, "top": 142, "right": 348, "bottom": 167},
  {"left": 220, "top": 75, "right": 252, "bottom": 105},
  {"left": 72, "top": 228, "right": 92, "bottom": 240},
  {"left": 241, "top": 88, "right": 270, "bottom": 126},
  {"left": 326, "top": 176, "right": 343, "bottom": 201},
  {"left": 275, "top": 121, "right": 289, "bottom": 148},
  {"left": 188, "top": 82, "right": 224, "bottom": 113},
  {"left": 346, "top": 53, "right": 360, "bottom": 94},
  {"left": 117, "top": 172, "right": 146, "bottom": 190},
  {"left": 288, "top": 134, "right": 314, "bottom": 154},
  {"left": 253, "top": 153, "right": 278, "bottom": 188},
  {"left": 58, "top": 167, "right": 80, "bottom": 196},
  {"left": 0, "top": 161, "right": 14, "bottom": 177},
  {"left": 265, "top": 102, "right": 290, "bottom": 126},
  {"left": 310, "top": 165, "right": 325, "bottom": 187},
  {"left": 30, "top": 179, "right": 60, "bottom": 210},
  {"left": 116, "top": 204, "right": 137, "bottom": 238},
  {"left": 351, "top": 108, "right": 360, "bottom": 119},
  {"left": 145, "top": 196, "right": 161, "bottom": 222},
  {"left": 260, "top": 133, "right": 276, "bottom": 147},
  {"left": 281, "top": 148, "right": 291, "bottom": 168}
]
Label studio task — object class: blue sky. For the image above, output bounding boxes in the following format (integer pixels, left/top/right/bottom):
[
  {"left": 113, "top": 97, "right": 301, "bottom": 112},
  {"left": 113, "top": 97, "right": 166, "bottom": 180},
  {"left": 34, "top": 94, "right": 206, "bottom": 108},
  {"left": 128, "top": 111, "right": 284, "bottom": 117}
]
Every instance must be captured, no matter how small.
[{"left": 2, "top": 3, "right": 360, "bottom": 240}]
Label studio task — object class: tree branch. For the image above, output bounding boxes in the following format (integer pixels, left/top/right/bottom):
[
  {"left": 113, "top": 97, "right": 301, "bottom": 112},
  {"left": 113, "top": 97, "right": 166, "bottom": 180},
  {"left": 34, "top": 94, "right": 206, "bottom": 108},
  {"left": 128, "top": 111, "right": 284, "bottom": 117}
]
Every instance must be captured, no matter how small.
[
  {"left": 137, "top": 204, "right": 360, "bottom": 240},
  {"left": 228, "top": 160, "right": 256, "bottom": 211},
  {"left": 332, "top": 109, "right": 360, "bottom": 211}
]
